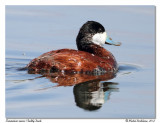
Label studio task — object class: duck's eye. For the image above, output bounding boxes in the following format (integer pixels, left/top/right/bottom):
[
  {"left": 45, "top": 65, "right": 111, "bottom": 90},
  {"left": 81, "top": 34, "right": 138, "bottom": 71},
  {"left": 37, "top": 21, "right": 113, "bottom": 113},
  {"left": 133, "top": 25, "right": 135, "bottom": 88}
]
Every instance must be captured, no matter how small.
[{"left": 99, "top": 28, "right": 101, "bottom": 31}]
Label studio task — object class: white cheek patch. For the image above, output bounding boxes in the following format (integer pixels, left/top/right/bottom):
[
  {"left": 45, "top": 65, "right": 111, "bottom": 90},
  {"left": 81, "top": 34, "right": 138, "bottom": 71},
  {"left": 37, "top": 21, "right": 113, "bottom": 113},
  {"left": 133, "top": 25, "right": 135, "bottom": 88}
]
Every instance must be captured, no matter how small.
[{"left": 92, "top": 32, "right": 107, "bottom": 46}]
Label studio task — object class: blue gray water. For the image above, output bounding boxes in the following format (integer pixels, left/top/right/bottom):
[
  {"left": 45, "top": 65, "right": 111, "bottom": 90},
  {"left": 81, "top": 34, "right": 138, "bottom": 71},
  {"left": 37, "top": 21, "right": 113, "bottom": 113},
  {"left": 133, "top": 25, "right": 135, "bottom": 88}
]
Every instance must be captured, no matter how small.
[{"left": 5, "top": 6, "right": 155, "bottom": 118}]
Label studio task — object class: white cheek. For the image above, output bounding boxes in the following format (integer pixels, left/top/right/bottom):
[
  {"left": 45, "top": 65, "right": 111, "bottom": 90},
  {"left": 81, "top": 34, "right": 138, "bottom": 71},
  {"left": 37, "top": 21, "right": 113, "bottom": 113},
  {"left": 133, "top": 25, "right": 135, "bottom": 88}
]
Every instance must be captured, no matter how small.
[{"left": 92, "top": 32, "right": 107, "bottom": 46}]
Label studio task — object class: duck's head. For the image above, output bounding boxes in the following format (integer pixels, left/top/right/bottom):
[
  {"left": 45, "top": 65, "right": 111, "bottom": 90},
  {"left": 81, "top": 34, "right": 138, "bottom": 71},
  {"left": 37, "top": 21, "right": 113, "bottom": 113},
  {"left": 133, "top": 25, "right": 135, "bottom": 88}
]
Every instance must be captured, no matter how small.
[{"left": 76, "top": 21, "right": 121, "bottom": 50}]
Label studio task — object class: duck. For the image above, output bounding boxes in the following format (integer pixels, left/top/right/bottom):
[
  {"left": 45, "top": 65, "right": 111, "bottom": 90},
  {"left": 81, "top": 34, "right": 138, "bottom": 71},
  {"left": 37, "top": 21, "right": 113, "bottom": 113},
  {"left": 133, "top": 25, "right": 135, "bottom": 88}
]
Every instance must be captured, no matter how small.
[{"left": 27, "top": 21, "right": 121, "bottom": 75}]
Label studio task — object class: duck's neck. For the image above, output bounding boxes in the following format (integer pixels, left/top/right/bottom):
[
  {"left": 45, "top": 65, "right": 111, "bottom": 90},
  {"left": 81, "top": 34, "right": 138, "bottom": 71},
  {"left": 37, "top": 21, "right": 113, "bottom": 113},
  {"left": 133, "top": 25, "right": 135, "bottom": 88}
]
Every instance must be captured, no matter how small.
[{"left": 77, "top": 42, "right": 110, "bottom": 59}]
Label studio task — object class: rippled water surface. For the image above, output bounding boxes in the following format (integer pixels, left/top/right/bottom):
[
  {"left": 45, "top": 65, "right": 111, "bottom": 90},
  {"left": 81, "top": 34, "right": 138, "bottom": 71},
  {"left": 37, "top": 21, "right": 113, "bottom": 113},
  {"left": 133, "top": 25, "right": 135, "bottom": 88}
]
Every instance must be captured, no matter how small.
[{"left": 6, "top": 6, "right": 155, "bottom": 118}]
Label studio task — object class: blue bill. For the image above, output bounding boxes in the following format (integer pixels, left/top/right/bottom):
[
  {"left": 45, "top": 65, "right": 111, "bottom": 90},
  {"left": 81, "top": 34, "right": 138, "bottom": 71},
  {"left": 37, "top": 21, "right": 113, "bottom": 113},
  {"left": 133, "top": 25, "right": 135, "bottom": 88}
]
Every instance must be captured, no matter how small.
[{"left": 105, "top": 37, "right": 121, "bottom": 46}]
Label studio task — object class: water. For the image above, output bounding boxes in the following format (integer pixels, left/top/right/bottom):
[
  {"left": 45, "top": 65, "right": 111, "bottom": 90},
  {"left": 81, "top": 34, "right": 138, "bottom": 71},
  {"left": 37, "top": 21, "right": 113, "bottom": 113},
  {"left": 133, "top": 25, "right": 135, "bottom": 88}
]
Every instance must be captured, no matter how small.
[{"left": 5, "top": 6, "right": 155, "bottom": 118}]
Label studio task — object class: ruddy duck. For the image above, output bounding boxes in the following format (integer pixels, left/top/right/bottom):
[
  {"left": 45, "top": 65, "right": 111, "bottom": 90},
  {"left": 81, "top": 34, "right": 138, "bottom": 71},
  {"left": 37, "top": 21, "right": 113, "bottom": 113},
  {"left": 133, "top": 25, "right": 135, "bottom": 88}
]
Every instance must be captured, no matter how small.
[{"left": 27, "top": 21, "right": 121, "bottom": 74}]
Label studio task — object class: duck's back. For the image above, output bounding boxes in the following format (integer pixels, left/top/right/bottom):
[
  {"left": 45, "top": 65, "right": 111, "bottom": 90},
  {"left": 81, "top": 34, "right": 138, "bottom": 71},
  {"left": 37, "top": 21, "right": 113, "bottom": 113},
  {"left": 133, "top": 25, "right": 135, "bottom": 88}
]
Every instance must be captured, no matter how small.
[{"left": 27, "top": 49, "right": 117, "bottom": 74}]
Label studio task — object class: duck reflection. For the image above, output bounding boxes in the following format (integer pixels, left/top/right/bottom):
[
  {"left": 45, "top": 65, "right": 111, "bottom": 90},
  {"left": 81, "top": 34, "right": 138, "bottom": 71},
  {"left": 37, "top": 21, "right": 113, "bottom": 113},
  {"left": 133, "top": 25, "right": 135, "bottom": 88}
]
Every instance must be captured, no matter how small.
[
  {"left": 29, "top": 71, "right": 119, "bottom": 111},
  {"left": 39, "top": 72, "right": 116, "bottom": 86},
  {"left": 74, "top": 81, "right": 118, "bottom": 111}
]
